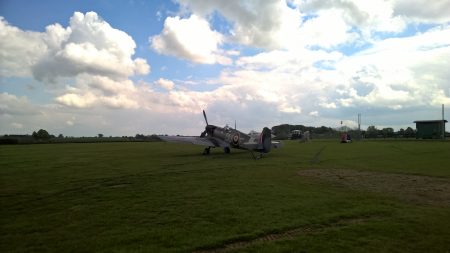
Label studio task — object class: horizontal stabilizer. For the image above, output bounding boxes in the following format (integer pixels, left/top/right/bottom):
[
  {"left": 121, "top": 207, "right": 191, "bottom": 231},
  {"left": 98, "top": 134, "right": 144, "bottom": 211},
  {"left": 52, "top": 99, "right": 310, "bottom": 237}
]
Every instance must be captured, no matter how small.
[{"left": 271, "top": 141, "right": 283, "bottom": 149}]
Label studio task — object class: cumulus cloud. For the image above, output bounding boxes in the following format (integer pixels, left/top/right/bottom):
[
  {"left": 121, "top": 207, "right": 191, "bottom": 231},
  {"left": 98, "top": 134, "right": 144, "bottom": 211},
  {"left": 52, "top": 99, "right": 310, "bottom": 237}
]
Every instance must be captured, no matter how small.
[
  {"left": 32, "top": 12, "right": 150, "bottom": 82},
  {"left": 134, "top": 58, "right": 151, "bottom": 75},
  {"left": 200, "top": 24, "right": 449, "bottom": 129},
  {"left": 335, "top": 25, "right": 450, "bottom": 108},
  {"left": 0, "top": 17, "right": 47, "bottom": 77},
  {"left": 299, "top": 0, "right": 407, "bottom": 36},
  {"left": 0, "top": 92, "right": 39, "bottom": 116},
  {"left": 0, "top": 12, "right": 154, "bottom": 111},
  {"left": 155, "top": 78, "right": 175, "bottom": 90},
  {"left": 1, "top": 11, "right": 151, "bottom": 101},
  {"left": 55, "top": 74, "right": 139, "bottom": 109},
  {"left": 0, "top": 12, "right": 150, "bottom": 82},
  {"left": 236, "top": 48, "right": 343, "bottom": 71},
  {"left": 392, "top": 0, "right": 450, "bottom": 23},
  {"left": 309, "top": 111, "right": 319, "bottom": 116},
  {"left": 151, "top": 14, "right": 231, "bottom": 64},
  {"left": 177, "top": 0, "right": 301, "bottom": 49},
  {"left": 298, "top": 10, "right": 359, "bottom": 48}
]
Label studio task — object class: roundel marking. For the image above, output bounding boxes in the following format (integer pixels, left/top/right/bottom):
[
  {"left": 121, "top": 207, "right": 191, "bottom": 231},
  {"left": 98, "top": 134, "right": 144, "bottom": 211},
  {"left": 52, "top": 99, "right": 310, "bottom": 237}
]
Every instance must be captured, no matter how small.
[{"left": 232, "top": 134, "right": 240, "bottom": 145}]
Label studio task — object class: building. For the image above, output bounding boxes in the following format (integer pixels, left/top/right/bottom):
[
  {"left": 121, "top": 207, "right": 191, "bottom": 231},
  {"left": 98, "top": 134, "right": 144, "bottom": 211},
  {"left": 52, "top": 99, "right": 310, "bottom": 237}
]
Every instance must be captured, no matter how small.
[{"left": 413, "top": 120, "right": 447, "bottom": 139}]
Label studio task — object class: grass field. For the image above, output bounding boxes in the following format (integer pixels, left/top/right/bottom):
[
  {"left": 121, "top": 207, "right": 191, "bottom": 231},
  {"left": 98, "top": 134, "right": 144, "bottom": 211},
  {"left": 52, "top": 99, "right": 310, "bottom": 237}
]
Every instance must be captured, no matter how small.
[{"left": 1, "top": 140, "right": 450, "bottom": 252}]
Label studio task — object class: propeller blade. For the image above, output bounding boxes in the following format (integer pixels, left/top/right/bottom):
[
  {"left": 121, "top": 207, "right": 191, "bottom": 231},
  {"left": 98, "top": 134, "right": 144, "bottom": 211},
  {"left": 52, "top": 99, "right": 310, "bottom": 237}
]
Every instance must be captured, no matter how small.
[
  {"left": 234, "top": 120, "right": 236, "bottom": 130},
  {"left": 203, "top": 110, "right": 209, "bottom": 126}
]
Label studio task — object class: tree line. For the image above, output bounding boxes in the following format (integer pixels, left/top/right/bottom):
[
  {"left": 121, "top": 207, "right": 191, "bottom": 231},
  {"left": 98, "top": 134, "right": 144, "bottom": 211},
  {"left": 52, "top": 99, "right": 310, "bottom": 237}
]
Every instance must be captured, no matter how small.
[
  {"left": 271, "top": 124, "right": 418, "bottom": 140},
  {"left": 0, "top": 129, "right": 161, "bottom": 144},
  {"left": 0, "top": 125, "right": 439, "bottom": 144},
  {"left": 364, "top": 126, "right": 416, "bottom": 138}
]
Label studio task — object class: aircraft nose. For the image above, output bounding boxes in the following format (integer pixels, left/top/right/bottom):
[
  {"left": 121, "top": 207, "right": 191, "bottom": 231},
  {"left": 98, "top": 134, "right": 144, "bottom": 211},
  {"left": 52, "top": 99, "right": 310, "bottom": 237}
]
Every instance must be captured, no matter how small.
[{"left": 206, "top": 125, "right": 215, "bottom": 135}]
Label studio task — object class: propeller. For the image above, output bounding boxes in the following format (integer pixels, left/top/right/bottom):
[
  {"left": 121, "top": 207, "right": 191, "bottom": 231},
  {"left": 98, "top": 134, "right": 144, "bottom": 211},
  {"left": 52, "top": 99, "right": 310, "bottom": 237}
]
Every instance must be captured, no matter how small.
[
  {"left": 200, "top": 110, "right": 209, "bottom": 137},
  {"left": 203, "top": 110, "right": 209, "bottom": 126}
]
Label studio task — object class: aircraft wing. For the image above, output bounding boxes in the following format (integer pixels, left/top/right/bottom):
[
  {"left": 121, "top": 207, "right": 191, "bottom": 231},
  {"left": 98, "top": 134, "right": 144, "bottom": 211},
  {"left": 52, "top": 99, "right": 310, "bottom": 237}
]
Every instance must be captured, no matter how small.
[
  {"left": 159, "top": 136, "right": 229, "bottom": 147},
  {"left": 241, "top": 140, "right": 284, "bottom": 150}
]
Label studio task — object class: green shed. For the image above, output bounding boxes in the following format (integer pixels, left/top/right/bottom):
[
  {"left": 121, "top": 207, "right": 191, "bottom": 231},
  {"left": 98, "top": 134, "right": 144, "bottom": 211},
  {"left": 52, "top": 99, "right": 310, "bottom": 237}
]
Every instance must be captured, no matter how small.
[{"left": 413, "top": 120, "right": 447, "bottom": 139}]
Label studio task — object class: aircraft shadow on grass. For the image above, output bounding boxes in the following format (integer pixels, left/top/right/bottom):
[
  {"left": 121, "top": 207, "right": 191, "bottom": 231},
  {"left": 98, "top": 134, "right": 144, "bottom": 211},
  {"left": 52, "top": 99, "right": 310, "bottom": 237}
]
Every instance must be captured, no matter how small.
[{"left": 159, "top": 110, "right": 283, "bottom": 159}]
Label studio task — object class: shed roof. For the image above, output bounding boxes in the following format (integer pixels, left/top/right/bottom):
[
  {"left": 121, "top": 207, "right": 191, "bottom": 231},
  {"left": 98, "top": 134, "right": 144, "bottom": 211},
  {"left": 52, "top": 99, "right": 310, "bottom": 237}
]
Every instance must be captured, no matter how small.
[{"left": 413, "top": 120, "right": 447, "bottom": 123}]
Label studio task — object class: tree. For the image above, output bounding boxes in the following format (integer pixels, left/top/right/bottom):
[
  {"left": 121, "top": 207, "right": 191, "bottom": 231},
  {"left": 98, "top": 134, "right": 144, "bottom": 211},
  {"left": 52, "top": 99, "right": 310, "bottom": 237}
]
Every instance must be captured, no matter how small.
[
  {"left": 382, "top": 128, "right": 394, "bottom": 138},
  {"left": 398, "top": 128, "right": 405, "bottom": 137},
  {"left": 366, "top": 126, "right": 378, "bottom": 138},
  {"left": 32, "top": 129, "right": 51, "bottom": 140},
  {"left": 315, "top": 126, "right": 330, "bottom": 134},
  {"left": 404, "top": 127, "right": 415, "bottom": 138},
  {"left": 271, "top": 124, "right": 291, "bottom": 139},
  {"left": 98, "top": 133, "right": 104, "bottom": 138},
  {"left": 135, "top": 134, "right": 145, "bottom": 140}
]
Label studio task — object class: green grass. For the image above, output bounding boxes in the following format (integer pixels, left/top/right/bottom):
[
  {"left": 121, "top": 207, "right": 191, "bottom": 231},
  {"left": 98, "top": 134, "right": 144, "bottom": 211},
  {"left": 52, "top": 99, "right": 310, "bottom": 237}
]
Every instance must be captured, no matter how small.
[{"left": 1, "top": 140, "right": 450, "bottom": 252}]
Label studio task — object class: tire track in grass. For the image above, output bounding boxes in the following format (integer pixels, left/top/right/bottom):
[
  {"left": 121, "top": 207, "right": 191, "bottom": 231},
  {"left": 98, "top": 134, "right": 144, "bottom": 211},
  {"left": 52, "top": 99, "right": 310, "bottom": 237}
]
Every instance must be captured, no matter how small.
[
  {"left": 3, "top": 165, "right": 223, "bottom": 209},
  {"left": 309, "top": 146, "right": 326, "bottom": 165},
  {"left": 193, "top": 216, "right": 375, "bottom": 253}
]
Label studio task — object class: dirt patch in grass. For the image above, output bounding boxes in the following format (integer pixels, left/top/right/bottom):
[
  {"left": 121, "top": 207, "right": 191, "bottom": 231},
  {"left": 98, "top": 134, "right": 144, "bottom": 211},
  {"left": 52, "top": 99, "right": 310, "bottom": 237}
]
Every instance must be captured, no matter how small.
[{"left": 297, "top": 169, "right": 450, "bottom": 206}]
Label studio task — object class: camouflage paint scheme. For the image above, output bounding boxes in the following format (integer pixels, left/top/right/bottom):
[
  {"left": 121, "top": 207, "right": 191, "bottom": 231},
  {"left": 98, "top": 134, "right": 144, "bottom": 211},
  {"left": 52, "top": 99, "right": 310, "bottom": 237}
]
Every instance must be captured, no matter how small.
[{"left": 159, "top": 111, "right": 283, "bottom": 157}]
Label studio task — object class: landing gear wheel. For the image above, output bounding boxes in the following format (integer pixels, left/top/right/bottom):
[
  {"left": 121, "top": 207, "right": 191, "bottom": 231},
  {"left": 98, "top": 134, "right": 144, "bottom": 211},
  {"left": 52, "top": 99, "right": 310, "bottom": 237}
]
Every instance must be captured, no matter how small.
[
  {"left": 224, "top": 147, "right": 231, "bottom": 154},
  {"left": 203, "top": 147, "right": 211, "bottom": 155}
]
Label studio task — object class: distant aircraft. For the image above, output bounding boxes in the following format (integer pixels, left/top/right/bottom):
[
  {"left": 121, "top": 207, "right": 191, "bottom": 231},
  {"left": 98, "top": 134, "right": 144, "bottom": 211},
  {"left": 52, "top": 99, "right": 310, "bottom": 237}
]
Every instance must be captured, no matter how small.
[{"left": 159, "top": 110, "right": 283, "bottom": 159}]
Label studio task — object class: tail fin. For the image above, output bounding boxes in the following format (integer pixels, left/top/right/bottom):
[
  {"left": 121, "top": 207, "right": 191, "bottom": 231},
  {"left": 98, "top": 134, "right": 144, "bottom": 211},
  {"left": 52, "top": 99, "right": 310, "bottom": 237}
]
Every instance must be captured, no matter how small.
[{"left": 260, "top": 127, "right": 272, "bottom": 153}]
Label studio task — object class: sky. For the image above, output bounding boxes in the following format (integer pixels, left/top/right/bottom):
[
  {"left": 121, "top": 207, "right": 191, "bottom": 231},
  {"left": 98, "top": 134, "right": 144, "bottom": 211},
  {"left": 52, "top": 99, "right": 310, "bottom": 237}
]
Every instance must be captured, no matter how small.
[{"left": 1, "top": 0, "right": 450, "bottom": 136}]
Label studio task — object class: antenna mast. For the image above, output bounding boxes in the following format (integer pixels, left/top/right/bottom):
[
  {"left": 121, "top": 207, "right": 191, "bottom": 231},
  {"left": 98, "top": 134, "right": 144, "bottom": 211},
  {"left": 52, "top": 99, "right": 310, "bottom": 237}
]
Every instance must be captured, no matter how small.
[
  {"left": 358, "top": 113, "right": 361, "bottom": 140},
  {"left": 443, "top": 104, "right": 445, "bottom": 140}
]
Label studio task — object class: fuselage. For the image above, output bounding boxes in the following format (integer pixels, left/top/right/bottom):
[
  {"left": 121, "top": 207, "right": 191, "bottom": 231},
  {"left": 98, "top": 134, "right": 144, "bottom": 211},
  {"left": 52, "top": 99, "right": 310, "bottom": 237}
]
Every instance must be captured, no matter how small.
[
  {"left": 204, "top": 124, "right": 273, "bottom": 153},
  {"left": 208, "top": 125, "right": 250, "bottom": 148}
]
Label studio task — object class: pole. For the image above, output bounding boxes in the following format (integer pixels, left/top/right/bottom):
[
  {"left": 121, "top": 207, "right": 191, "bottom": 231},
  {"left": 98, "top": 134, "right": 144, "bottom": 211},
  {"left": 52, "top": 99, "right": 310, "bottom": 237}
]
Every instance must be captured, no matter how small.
[
  {"left": 358, "top": 113, "right": 361, "bottom": 140},
  {"left": 443, "top": 104, "right": 445, "bottom": 140}
]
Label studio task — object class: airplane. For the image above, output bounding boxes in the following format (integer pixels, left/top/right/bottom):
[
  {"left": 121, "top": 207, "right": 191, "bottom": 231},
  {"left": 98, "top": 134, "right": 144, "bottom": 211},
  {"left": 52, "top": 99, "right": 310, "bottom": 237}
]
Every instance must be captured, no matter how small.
[{"left": 159, "top": 110, "right": 283, "bottom": 159}]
